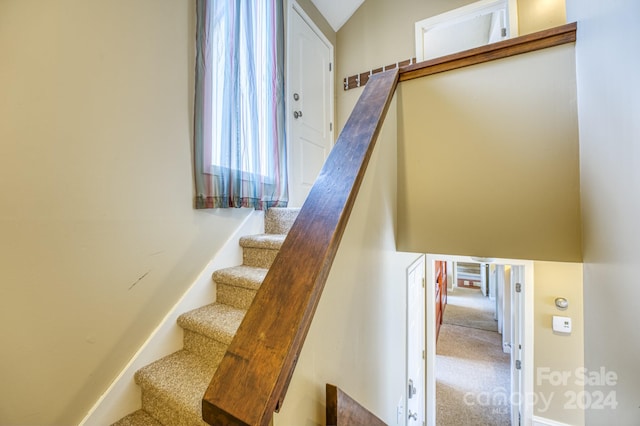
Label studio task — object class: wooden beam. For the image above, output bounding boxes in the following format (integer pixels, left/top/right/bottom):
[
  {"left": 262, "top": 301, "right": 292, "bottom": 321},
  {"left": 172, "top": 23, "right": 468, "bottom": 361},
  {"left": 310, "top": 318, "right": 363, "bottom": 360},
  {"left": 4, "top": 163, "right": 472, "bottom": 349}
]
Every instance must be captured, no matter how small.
[{"left": 202, "top": 68, "right": 399, "bottom": 426}]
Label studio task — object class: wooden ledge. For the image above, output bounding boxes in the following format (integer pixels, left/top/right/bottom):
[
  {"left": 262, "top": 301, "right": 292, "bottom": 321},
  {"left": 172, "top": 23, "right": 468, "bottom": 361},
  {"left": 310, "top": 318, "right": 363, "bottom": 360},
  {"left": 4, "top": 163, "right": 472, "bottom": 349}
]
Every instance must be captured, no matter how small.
[{"left": 399, "top": 22, "right": 576, "bottom": 82}]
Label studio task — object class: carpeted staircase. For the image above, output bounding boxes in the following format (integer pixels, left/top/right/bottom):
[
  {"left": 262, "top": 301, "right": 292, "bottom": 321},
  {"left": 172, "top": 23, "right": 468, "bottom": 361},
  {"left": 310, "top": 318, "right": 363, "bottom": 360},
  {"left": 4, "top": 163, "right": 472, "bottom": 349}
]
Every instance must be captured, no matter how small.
[{"left": 112, "top": 208, "right": 300, "bottom": 426}]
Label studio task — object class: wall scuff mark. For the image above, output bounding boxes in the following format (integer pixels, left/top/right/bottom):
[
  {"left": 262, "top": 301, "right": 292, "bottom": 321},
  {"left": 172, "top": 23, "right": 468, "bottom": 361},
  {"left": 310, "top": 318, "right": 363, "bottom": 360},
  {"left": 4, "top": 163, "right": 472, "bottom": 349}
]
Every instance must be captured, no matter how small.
[{"left": 128, "top": 270, "right": 151, "bottom": 290}]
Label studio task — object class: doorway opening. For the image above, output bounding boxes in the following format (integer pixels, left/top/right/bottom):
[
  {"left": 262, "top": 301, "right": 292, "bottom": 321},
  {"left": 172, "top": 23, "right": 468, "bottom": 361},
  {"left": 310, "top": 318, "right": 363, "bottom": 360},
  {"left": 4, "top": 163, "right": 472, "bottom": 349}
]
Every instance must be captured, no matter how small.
[
  {"left": 424, "top": 254, "right": 534, "bottom": 426},
  {"left": 414, "top": 0, "right": 518, "bottom": 62}
]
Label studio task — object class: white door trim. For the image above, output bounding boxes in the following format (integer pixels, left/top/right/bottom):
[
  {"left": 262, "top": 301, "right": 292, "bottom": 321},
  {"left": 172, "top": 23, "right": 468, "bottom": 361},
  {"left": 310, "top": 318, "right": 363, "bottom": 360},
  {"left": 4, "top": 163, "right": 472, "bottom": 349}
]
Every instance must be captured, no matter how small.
[{"left": 425, "top": 254, "right": 534, "bottom": 426}]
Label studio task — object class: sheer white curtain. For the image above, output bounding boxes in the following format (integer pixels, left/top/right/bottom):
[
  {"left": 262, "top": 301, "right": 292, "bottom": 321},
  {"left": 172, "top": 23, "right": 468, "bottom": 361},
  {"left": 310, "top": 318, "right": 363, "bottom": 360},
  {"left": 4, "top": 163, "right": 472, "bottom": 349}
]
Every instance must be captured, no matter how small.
[{"left": 194, "top": 0, "right": 288, "bottom": 209}]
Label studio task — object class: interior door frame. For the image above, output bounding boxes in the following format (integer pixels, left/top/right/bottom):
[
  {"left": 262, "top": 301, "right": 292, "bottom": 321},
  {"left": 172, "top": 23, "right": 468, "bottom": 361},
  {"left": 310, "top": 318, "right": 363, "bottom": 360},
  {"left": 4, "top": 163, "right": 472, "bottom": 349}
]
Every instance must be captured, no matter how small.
[
  {"left": 285, "top": 0, "right": 335, "bottom": 206},
  {"left": 425, "top": 254, "right": 534, "bottom": 426},
  {"left": 414, "top": 0, "right": 519, "bottom": 62}
]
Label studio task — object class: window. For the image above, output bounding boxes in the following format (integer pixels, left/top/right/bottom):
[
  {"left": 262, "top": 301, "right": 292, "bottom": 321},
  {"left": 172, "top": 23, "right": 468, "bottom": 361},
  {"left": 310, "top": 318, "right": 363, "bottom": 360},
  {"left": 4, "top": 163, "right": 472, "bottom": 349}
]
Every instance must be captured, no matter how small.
[{"left": 194, "top": 0, "right": 288, "bottom": 209}]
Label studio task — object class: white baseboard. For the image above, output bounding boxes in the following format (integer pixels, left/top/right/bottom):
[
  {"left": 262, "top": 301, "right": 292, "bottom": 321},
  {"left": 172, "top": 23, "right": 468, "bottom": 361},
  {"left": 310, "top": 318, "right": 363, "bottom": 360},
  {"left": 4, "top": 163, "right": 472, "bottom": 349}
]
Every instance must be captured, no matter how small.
[
  {"left": 79, "top": 210, "right": 264, "bottom": 426},
  {"left": 532, "top": 415, "right": 574, "bottom": 426}
]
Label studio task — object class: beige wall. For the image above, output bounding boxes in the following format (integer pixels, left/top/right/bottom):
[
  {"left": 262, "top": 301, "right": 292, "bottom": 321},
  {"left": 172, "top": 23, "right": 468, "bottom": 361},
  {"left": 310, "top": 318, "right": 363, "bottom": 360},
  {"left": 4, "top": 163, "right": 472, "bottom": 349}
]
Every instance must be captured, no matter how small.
[
  {"left": 396, "top": 44, "right": 581, "bottom": 262},
  {"left": 0, "top": 1, "right": 251, "bottom": 424},
  {"left": 518, "top": 0, "right": 567, "bottom": 35},
  {"left": 533, "top": 261, "right": 584, "bottom": 425},
  {"left": 335, "top": 0, "right": 567, "bottom": 135},
  {"left": 567, "top": 0, "right": 640, "bottom": 423},
  {"left": 336, "top": 0, "right": 475, "bottom": 133},
  {"left": 275, "top": 97, "right": 420, "bottom": 425},
  {"left": 337, "top": 0, "right": 474, "bottom": 84}
]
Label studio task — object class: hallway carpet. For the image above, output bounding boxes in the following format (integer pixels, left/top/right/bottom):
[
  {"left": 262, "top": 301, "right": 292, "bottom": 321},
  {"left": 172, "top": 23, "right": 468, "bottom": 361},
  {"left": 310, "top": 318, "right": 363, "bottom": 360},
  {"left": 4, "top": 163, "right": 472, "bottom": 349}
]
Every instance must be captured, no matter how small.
[
  {"left": 443, "top": 287, "right": 498, "bottom": 332},
  {"left": 436, "top": 287, "right": 510, "bottom": 425}
]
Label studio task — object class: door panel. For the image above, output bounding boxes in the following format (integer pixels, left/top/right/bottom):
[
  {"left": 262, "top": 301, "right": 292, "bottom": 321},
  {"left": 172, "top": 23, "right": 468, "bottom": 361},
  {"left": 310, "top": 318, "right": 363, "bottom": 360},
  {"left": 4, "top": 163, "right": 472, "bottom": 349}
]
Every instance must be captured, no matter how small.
[
  {"left": 287, "top": 4, "right": 333, "bottom": 207},
  {"left": 300, "top": 137, "right": 326, "bottom": 185}
]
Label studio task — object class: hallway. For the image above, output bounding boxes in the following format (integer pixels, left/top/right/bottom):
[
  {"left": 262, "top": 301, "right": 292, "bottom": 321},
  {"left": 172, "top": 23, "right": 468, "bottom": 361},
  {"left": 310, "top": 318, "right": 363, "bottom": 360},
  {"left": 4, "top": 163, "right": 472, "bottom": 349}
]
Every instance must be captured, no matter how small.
[{"left": 436, "top": 287, "right": 511, "bottom": 425}]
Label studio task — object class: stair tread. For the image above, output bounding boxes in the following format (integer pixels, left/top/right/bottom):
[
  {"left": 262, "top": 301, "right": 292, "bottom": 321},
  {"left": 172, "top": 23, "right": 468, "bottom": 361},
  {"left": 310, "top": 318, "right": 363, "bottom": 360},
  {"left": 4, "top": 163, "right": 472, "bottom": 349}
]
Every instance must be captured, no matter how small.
[
  {"left": 240, "top": 233, "right": 286, "bottom": 249},
  {"left": 135, "top": 350, "right": 217, "bottom": 422},
  {"left": 213, "top": 265, "right": 268, "bottom": 290},
  {"left": 265, "top": 207, "right": 300, "bottom": 234},
  {"left": 111, "top": 409, "right": 162, "bottom": 426},
  {"left": 266, "top": 207, "right": 301, "bottom": 214},
  {"left": 177, "top": 303, "right": 246, "bottom": 345}
]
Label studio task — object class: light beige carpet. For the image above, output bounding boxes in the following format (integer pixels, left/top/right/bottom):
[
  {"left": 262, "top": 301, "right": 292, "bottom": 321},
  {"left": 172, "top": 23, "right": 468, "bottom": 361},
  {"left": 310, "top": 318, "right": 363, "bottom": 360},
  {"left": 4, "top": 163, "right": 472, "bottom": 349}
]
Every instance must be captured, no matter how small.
[
  {"left": 436, "top": 285, "right": 510, "bottom": 425},
  {"left": 443, "top": 287, "right": 498, "bottom": 332},
  {"left": 436, "top": 323, "right": 511, "bottom": 425}
]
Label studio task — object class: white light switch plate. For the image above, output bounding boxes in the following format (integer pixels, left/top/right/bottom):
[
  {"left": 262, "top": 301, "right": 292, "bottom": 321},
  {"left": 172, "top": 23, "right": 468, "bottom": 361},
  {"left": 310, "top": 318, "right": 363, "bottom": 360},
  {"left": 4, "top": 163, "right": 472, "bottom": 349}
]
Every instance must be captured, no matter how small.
[{"left": 553, "top": 315, "right": 572, "bottom": 334}]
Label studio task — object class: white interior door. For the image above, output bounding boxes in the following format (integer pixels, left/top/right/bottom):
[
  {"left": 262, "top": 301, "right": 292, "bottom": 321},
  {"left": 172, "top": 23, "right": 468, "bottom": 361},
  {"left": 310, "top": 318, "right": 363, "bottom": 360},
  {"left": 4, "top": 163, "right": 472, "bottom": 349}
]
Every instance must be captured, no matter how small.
[
  {"left": 407, "top": 256, "right": 426, "bottom": 426},
  {"left": 287, "top": 2, "right": 333, "bottom": 207}
]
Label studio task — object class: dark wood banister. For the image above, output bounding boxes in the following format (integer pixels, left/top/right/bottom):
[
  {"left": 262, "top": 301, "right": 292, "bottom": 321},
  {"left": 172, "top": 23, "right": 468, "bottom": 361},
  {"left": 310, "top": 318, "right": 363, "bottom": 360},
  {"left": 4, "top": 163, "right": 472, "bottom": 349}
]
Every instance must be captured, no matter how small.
[
  {"left": 202, "top": 69, "right": 400, "bottom": 426},
  {"left": 202, "top": 22, "right": 577, "bottom": 426},
  {"left": 326, "top": 384, "right": 387, "bottom": 426}
]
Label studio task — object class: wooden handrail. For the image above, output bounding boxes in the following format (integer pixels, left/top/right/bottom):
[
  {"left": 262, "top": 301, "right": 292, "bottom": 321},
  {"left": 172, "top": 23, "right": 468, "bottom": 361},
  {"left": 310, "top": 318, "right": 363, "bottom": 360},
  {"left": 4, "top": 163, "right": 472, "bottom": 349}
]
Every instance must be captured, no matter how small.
[
  {"left": 202, "top": 69, "right": 399, "bottom": 426},
  {"left": 326, "top": 384, "right": 387, "bottom": 426},
  {"left": 343, "top": 22, "right": 576, "bottom": 90}
]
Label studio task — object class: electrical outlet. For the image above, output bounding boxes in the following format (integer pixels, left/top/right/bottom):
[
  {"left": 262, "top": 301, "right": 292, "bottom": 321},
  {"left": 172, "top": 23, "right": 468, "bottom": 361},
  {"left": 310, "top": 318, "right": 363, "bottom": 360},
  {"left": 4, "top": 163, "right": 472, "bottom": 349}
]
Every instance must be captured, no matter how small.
[{"left": 397, "top": 397, "right": 404, "bottom": 425}]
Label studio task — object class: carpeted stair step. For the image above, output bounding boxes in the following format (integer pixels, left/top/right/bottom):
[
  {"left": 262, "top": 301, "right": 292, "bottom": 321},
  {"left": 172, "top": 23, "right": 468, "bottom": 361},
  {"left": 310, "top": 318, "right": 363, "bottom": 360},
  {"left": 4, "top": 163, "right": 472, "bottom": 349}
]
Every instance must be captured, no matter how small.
[
  {"left": 134, "top": 350, "right": 216, "bottom": 426},
  {"left": 213, "top": 265, "right": 268, "bottom": 309},
  {"left": 265, "top": 207, "right": 300, "bottom": 235},
  {"left": 110, "top": 208, "right": 299, "bottom": 425},
  {"left": 111, "top": 409, "right": 162, "bottom": 426},
  {"left": 177, "top": 303, "right": 246, "bottom": 366},
  {"left": 240, "top": 234, "right": 286, "bottom": 268}
]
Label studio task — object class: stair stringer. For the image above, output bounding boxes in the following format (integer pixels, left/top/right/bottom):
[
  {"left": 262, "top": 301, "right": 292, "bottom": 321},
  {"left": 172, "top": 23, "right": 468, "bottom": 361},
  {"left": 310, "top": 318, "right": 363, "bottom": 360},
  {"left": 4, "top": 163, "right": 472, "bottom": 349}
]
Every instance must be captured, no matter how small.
[{"left": 79, "top": 209, "right": 264, "bottom": 426}]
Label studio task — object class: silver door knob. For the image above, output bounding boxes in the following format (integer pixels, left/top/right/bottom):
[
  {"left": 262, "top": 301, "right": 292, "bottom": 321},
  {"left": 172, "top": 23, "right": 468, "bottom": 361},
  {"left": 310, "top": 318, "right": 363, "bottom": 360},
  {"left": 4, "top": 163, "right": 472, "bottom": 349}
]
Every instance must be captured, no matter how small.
[
  {"left": 293, "top": 111, "right": 303, "bottom": 119},
  {"left": 408, "top": 410, "right": 418, "bottom": 421}
]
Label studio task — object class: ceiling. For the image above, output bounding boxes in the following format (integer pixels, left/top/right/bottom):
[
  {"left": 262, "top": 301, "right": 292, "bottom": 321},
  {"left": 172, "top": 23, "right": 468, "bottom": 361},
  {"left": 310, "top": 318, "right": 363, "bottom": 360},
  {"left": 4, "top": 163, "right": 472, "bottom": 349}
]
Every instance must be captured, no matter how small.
[{"left": 310, "top": 0, "right": 366, "bottom": 31}]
